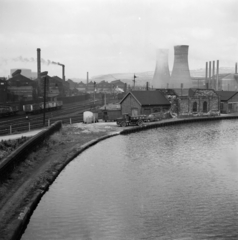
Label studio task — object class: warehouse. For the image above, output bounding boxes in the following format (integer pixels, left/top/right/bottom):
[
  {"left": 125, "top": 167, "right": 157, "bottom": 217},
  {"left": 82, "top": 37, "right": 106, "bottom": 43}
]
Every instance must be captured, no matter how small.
[
  {"left": 120, "top": 91, "right": 171, "bottom": 116},
  {"left": 216, "top": 91, "right": 238, "bottom": 114}
]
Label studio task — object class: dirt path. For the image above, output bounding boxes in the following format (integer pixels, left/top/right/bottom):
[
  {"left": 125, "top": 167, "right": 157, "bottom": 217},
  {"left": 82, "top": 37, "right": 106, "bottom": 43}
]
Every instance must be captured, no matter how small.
[{"left": 0, "top": 122, "right": 121, "bottom": 240}]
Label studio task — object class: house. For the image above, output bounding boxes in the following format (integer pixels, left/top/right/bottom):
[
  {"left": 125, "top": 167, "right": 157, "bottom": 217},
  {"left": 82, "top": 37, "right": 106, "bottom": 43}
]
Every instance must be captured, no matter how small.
[
  {"left": 119, "top": 91, "right": 171, "bottom": 116},
  {"left": 178, "top": 89, "right": 220, "bottom": 116},
  {"left": 216, "top": 91, "right": 238, "bottom": 114}
]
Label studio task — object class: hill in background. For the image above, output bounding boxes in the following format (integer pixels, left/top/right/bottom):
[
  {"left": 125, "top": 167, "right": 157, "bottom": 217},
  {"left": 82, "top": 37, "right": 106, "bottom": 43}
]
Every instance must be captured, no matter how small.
[{"left": 72, "top": 67, "right": 235, "bottom": 86}]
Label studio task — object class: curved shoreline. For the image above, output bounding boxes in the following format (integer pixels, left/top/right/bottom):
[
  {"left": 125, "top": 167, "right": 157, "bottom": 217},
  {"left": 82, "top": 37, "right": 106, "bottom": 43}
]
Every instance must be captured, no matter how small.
[{"left": 8, "top": 115, "right": 238, "bottom": 240}]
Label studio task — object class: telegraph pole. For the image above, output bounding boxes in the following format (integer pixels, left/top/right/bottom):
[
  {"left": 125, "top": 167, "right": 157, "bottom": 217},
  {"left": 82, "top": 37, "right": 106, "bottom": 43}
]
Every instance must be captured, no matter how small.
[{"left": 40, "top": 71, "right": 48, "bottom": 127}]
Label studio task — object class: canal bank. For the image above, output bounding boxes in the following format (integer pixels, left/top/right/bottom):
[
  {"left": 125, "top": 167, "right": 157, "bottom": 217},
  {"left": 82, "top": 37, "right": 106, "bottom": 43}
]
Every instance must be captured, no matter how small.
[{"left": 1, "top": 115, "right": 238, "bottom": 240}]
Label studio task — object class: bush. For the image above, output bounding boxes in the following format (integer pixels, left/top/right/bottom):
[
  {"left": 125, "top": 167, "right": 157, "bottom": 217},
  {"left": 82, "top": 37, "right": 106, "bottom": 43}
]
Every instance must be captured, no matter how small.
[{"left": 0, "top": 137, "right": 29, "bottom": 161}]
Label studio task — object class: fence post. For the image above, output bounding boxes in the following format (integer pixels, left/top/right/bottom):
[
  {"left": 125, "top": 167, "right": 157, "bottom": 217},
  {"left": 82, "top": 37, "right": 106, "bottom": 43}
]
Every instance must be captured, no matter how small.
[
  {"left": 29, "top": 122, "right": 31, "bottom": 131},
  {"left": 10, "top": 125, "right": 12, "bottom": 134},
  {"left": 70, "top": 118, "right": 72, "bottom": 124},
  {"left": 48, "top": 119, "right": 50, "bottom": 127}
]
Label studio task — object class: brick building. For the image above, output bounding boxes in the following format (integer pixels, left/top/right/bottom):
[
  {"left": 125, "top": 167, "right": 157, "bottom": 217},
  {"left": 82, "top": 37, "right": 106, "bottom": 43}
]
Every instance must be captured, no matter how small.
[
  {"left": 120, "top": 91, "right": 171, "bottom": 116},
  {"left": 178, "top": 89, "right": 220, "bottom": 116}
]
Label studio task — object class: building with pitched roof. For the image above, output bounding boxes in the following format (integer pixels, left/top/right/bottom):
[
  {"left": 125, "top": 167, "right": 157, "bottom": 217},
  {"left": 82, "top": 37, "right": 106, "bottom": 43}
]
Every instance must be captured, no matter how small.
[
  {"left": 7, "top": 70, "right": 36, "bottom": 101},
  {"left": 119, "top": 90, "right": 171, "bottom": 116},
  {"left": 216, "top": 91, "right": 238, "bottom": 114}
]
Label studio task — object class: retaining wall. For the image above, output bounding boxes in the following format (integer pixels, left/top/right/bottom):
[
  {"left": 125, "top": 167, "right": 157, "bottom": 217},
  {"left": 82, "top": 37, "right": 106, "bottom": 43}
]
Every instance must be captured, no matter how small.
[
  {"left": 120, "top": 115, "right": 238, "bottom": 135},
  {"left": 0, "top": 121, "right": 62, "bottom": 180}
]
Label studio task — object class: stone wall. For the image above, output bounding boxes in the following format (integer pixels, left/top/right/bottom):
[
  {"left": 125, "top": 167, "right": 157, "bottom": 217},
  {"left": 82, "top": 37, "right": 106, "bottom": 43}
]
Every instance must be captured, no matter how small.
[{"left": 179, "top": 96, "right": 219, "bottom": 116}]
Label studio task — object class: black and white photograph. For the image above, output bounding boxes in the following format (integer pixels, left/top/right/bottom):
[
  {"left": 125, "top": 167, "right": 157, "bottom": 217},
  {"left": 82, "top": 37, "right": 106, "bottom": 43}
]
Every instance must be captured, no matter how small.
[{"left": 0, "top": 0, "right": 238, "bottom": 239}]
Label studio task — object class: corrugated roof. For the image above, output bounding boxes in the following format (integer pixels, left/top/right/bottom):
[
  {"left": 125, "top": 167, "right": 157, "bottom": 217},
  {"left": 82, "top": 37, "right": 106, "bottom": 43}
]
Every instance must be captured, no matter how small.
[
  {"left": 216, "top": 91, "right": 238, "bottom": 101},
  {"left": 130, "top": 91, "right": 170, "bottom": 105}
]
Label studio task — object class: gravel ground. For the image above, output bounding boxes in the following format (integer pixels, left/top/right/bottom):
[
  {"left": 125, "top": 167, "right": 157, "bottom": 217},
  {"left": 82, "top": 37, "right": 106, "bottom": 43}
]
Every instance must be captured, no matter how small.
[{"left": 0, "top": 122, "right": 122, "bottom": 240}]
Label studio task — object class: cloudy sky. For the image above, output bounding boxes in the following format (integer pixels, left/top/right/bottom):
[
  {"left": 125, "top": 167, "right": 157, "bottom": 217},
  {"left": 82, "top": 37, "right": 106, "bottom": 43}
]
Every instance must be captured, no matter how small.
[{"left": 0, "top": 0, "right": 237, "bottom": 79}]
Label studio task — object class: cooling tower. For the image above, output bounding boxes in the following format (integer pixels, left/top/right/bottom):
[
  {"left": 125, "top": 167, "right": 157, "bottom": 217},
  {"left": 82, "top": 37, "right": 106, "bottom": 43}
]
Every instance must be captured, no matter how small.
[
  {"left": 152, "top": 49, "right": 170, "bottom": 89},
  {"left": 170, "top": 45, "right": 192, "bottom": 88}
]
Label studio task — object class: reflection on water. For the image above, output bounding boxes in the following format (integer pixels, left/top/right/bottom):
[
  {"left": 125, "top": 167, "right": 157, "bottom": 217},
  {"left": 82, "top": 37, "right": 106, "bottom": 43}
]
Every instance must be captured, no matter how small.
[{"left": 21, "top": 121, "right": 238, "bottom": 240}]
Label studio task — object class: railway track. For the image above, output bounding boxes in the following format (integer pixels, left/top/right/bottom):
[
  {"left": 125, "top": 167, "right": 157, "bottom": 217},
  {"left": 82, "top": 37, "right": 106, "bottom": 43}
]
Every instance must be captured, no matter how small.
[{"left": 0, "top": 97, "right": 118, "bottom": 136}]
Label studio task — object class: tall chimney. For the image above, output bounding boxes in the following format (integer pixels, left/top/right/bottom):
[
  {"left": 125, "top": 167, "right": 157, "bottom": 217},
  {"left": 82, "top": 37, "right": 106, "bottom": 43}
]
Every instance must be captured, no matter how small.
[
  {"left": 208, "top": 61, "right": 212, "bottom": 89},
  {"left": 170, "top": 45, "right": 192, "bottom": 88},
  {"left": 62, "top": 65, "right": 65, "bottom": 81},
  {"left": 216, "top": 60, "right": 219, "bottom": 90},
  {"left": 235, "top": 63, "right": 237, "bottom": 74},
  {"left": 86, "top": 72, "right": 89, "bottom": 92},
  {"left": 212, "top": 61, "right": 215, "bottom": 89},
  {"left": 152, "top": 49, "right": 170, "bottom": 89},
  {"left": 205, "top": 62, "right": 208, "bottom": 88},
  {"left": 146, "top": 82, "right": 149, "bottom": 91},
  {"left": 37, "top": 48, "right": 41, "bottom": 85}
]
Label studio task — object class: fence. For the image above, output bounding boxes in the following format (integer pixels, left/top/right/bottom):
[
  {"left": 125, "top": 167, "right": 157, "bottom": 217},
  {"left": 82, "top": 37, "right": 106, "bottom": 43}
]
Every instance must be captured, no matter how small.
[{"left": 0, "top": 115, "right": 84, "bottom": 136}]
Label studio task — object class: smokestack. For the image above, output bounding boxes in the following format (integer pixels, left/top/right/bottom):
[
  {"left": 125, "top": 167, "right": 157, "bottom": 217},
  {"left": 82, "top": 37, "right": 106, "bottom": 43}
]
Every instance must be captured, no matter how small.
[
  {"left": 152, "top": 49, "right": 170, "bottom": 89},
  {"left": 205, "top": 62, "right": 208, "bottom": 88},
  {"left": 209, "top": 61, "right": 211, "bottom": 89},
  {"left": 86, "top": 72, "right": 89, "bottom": 92},
  {"left": 124, "top": 83, "right": 127, "bottom": 92},
  {"left": 212, "top": 61, "right": 215, "bottom": 89},
  {"left": 62, "top": 65, "right": 65, "bottom": 81},
  {"left": 235, "top": 63, "right": 237, "bottom": 74},
  {"left": 170, "top": 45, "right": 192, "bottom": 89},
  {"left": 146, "top": 82, "right": 149, "bottom": 91},
  {"left": 37, "top": 48, "right": 41, "bottom": 84},
  {"left": 216, "top": 60, "right": 219, "bottom": 90}
]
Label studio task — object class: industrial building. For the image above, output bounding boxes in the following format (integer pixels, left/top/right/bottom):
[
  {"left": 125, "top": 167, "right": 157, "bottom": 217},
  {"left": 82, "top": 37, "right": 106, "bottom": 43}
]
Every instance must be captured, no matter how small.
[
  {"left": 120, "top": 91, "right": 171, "bottom": 116},
  {"left": 216, "top": 91, "right": 238, "bottom": 114},
  {"left": 178, "top": 89, "right": 219, "bottom": 116},
  {"left": 7, "top": 70, "right": 37, "bottom": 101}
]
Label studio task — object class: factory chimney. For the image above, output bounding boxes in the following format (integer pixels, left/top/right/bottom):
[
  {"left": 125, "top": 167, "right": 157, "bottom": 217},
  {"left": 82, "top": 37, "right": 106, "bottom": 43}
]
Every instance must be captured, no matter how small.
[
  {"left": 152, "top": 49, "right": 170, "bottom": 89},
  {"left": 170, "top": 45, "right": 192, "bottom": 89},
  {"left": 235, "top": 63, "right": 237, "bottom": 74},
  {"left": 216, "top": 60, "right": 219, "bottom": 90},
  {"left": 37, "top": 48, "right": 41, "bottom": 85},
  {"left": 205, "top": 62, "right": 208, "bottom": 89},
  {"left": 62, "top": 64, "right": 65, "bottom": 81}
]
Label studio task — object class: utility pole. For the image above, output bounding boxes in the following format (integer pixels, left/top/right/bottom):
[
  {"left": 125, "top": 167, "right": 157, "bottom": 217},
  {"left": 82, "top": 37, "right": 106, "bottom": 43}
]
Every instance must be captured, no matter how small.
[
  {"left": 93, "top": 81, "right": 96, "bottom": 107},
  {"left": 40, "top": 71, "right": 48, "bottom": 127}
]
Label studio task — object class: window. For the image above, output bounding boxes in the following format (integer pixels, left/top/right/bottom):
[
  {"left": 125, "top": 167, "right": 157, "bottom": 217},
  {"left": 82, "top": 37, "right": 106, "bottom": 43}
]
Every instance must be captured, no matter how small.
[
  {"left": 192, "top": 102, "right": 197, "bottom": 112},
  {"left": 203, "top": 101, "right": 207, "bottom": 113}
]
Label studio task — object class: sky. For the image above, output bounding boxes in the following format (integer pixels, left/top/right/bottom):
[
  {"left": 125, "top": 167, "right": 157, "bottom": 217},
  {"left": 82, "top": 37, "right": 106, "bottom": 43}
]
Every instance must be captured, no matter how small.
[{"left": 0, "top": 0, "right": 237, "bottom": 80}]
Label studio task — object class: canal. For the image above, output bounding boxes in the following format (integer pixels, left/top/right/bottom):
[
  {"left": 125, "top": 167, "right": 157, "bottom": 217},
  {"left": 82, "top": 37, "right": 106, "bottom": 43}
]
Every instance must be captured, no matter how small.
[{"left": 21, "top": 120, "right": 238, "bottom": 239}]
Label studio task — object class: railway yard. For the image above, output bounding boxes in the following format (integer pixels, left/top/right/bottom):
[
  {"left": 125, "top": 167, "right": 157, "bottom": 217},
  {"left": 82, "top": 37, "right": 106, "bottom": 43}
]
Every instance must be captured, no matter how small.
[{"left": 0, "top": 98, "right": 106, "bottom": 136}]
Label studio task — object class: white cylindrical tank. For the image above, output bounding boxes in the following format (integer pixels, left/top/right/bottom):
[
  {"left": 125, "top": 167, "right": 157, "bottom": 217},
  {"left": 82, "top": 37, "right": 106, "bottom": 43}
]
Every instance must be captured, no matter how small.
[
  {"left": 170, "top": 45, "right": 192, "bottom": 89},
  {"left": 83, "top": 111, "right": 94, "bottom": 124},
  {"left": 152, "top": 49, "right": 170, "bottom": 89}
]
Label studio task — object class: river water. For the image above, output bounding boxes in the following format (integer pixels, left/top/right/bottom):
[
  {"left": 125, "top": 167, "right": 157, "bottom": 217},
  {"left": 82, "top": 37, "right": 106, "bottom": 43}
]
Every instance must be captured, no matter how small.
[{"left": 21, "top": 120, "right": 238, "bottom": 240}]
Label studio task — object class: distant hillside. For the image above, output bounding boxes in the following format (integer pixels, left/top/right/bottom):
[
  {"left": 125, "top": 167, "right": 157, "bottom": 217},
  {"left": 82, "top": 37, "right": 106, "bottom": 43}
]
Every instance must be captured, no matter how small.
[
  {"left": 91, "top": 67, "right": 235, "bottom": 86},
  {"left": 71, "top": 67, "right": 235, "bottom": 86}
]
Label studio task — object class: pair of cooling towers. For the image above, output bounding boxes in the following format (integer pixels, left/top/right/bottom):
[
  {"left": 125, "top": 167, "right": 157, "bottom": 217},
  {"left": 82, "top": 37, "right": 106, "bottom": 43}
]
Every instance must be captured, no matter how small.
[{"left": 152, "top": 45, "right": 192, "bottom": 89}]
